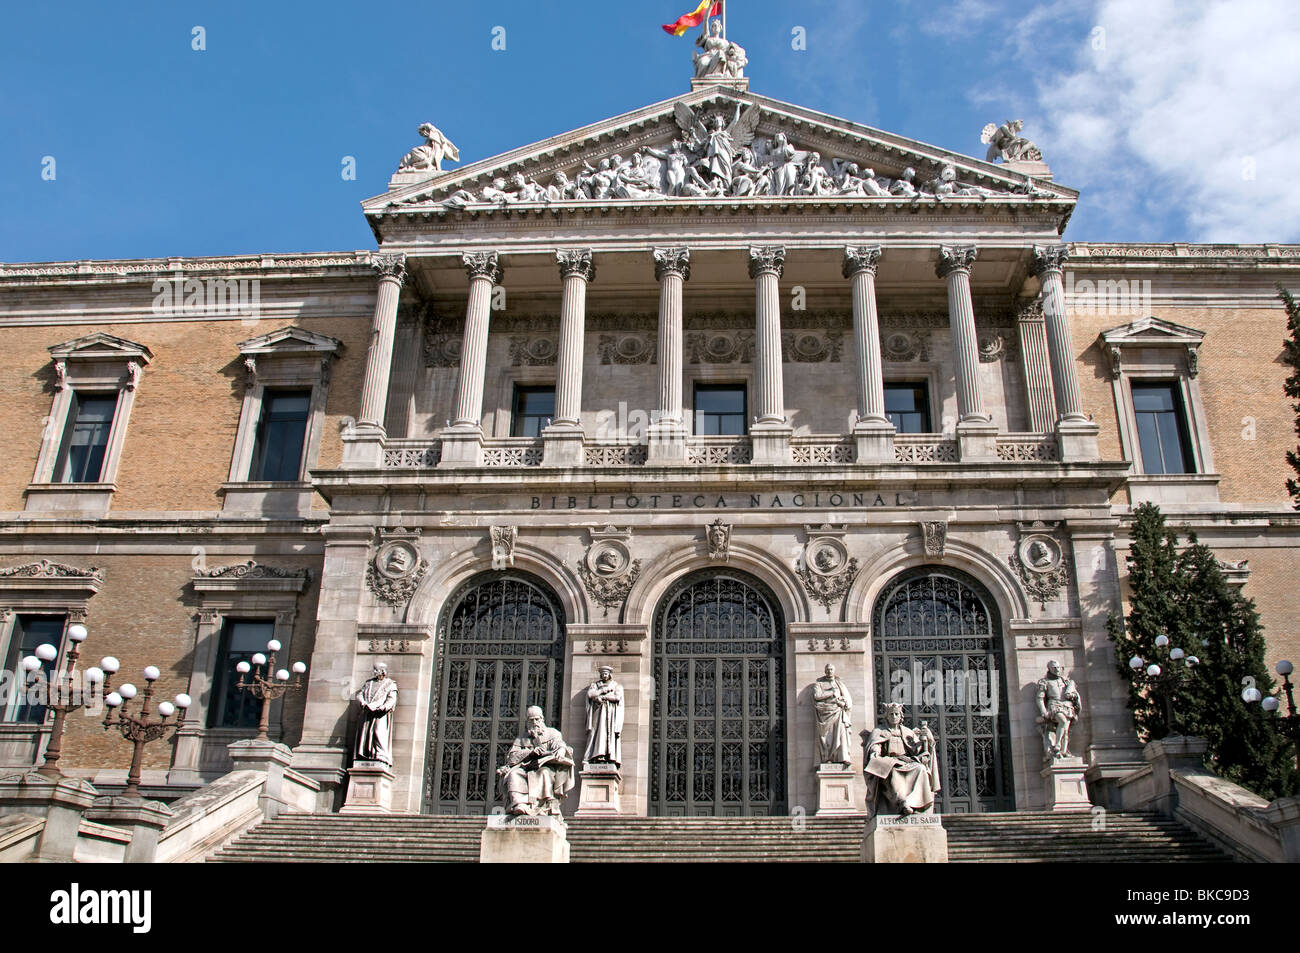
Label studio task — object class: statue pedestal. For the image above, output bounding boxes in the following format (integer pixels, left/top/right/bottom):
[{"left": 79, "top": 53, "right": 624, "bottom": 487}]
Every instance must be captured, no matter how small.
[
  {"left": 576, "top": 764, "right": 622, "bottom": 817},
  {"left": 1041, "top": 757, "right": 1092, "bottom": 811},
  {"left": 815, "top": 764, "right": 859, "bottom": 816},
  {"left": 341, "top": 762, "right": 395, "bottom": 814},
  {"left": 860, "top": 813, "right": 948, "bottom": 863},
  {"left": 480, "top": 814, "right": 570, "bottom": 863}
]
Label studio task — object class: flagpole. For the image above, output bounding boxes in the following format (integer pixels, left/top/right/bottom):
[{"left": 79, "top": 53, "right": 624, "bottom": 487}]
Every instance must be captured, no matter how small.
[{"left": 721, "top": 0, "right": 726, "bottom": 39}]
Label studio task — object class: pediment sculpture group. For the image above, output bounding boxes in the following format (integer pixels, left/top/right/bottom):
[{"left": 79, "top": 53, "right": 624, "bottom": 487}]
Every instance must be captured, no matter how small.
[{"left": 350, "top": 659, "right": 1080, "bottom": 817}]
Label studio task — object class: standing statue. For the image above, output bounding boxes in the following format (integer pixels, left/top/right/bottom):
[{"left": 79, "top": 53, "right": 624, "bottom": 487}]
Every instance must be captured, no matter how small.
[
  {"left": 1036, "top": 660, "right": 1081, "bottom": 761},
  {"left": 583, "top": 666, "right": 624, "bottom": 767},
  {"left": 981, "top": 119, "right": 1043, "bottom": 163},
  {"left": 354, "top": 663, "right": 399, "bottom": 766},
  {"left": 398, "top": 122, "right": 460, "bottom": 173},
  {"left": 675, "top": 102, "right": 761, "bottom": 188},
  {"left": 862, "top": 702, "right": 941, "bottom": 816},
  {"left": 812, "top": 663, "right": 853, "bottom": 766},
  {"left": 693, "top": 19, "right": 747, "bottom": 79},
  {"left": 497, "top": 705, "right": 576, "bottom": 816}
]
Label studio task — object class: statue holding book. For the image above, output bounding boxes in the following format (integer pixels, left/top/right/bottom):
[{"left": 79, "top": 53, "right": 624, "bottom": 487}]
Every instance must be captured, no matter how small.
[{"left": 862, "top": 702, "right": 941, "bottom": 817}]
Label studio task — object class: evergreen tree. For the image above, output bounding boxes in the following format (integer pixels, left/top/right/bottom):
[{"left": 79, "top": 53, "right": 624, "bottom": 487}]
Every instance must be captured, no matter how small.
[
  {"left": 1109, "top": 502, "right": 1297, "bottom": 799},
  {"left": 1281, "top": 285, "right": 1300, "bottom": 506}
]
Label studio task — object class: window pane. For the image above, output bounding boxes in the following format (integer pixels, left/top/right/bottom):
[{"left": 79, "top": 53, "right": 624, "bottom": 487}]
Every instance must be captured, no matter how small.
[
  {"left": 885, "top": 383, "right": 930, "bottom": 434},
  {"left": 209, "top": 619, "right": 276, "bottom": 729},
  {"left": 252, "top": 391, "right": 310, "bottom": 481},
  {"left": 511, "top": 386, "right": 555, "bottom": 437},
  {"left": 56, "top": 394, "right": 116, "bottom": 483},
  {"left": 1132, "top": 383, "right": 1193, "bottom": 475},
  {"left": 694, "top": 385, "right": 746, "bottom": 435},
  {"left": 2, "top": 615, "right": 66, "bottom": 723}
]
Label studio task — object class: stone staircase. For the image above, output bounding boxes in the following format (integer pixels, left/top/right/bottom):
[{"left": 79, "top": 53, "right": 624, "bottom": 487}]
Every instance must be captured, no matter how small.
[{"left": 208, "top": 810, "right": 1230, "bottom": 863}]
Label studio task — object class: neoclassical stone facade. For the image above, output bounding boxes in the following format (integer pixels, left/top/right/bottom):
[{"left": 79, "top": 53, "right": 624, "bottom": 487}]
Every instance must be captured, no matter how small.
[{"left": 1, "top": 73, "right": 1298, "bottom": 823}]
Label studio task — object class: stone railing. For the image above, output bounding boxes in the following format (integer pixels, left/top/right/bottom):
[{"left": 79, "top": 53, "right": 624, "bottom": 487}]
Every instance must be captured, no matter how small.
[
  {"left": 791, "top": 435, "right": 856, "bottom": 465},
  {"left": 382, "top": 440, "right": 442, "bottom": 468},
  {"left": 482, "top": 437, "right": 544, "bottom": 467},
  {"left": 995, "top": 434, "right": 1060, "bottom": 462},
  {"left": 686, "top": 435, "right": 753, "bottom": 465},
  {"left": 584, "top": 442, "right": 649, "bottom": 467},
  {"left": 893, "top": 434, "right": 958, "bottom": 463}
]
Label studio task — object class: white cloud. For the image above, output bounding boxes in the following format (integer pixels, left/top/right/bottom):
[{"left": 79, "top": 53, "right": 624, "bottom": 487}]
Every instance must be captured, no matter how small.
[{"left": 1029, "top": 0, "right": 1300, "bottom": 241}]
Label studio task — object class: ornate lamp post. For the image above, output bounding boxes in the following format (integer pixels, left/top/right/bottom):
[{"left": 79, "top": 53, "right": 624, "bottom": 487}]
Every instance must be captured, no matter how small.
[
  {"left": 102, "top": 665, "right": 190, "bottom": 799},
  {"left": 1243, "top": 659, "right": 1300, "bottom": 774},
  {"left": 1129, "top": 633, "right": 1201, "bottom": 735},
  {"left": 233, "top": 638, "right": 307, "bottom": 743}
]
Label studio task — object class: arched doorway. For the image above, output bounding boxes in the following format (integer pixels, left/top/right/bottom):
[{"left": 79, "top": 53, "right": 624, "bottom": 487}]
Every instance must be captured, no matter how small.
[
  {"left": 650, "top": 570, "right": 787, "bottom": 816},
  {"left": 422, "top": 571, "right": 566, "bottom": 814},
  {"left": 871, "top": 567, "right": 1015, "bottom": 813}
]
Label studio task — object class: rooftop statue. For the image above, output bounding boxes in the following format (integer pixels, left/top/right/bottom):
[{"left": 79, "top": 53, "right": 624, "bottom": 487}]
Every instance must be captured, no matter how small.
[
  {"left": 398, "top": 122, "right": 460, "bottom": 173},
  {"left": 693, "top": 19, "right": 747, "bottom": 79},
  {"left": 981, "top": 119, "right": 1043, "bottom": 163}
]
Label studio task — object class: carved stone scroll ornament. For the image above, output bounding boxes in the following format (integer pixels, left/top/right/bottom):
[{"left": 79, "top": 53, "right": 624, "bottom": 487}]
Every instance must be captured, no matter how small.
[
  {"left": 1009, "top": 530, "right": 1070, "bottom": 610},
  {"left": 202, "top": 560, "right": 309, "bottom": 581},
  {"left": 782, "top": 330, "right": 844, "bottom": 363},
  {"left": 490, "top": 526, "right": 518, "bottom": 570},
  {"left": 366, "top": 531, "right": 429, "bottom": 608},
  {"left": 508, "top": 336, "right": 559, "bottom": 366},
  {"left": 685, "top": 330, "right": 754, "bottom": 364},
  {"left": 797, "top": 534, "right": 859, "bottom": 612},
  {"left": 578, "top": 527, "right": 640, "bottom": 618},
  {"left": 597, "top": 334, "right": 656, "bottom": 365},
  {"left": 0, "top": 559, "right": 104, "bottom": 582},
  {"left": 423, "top": 328, "right": 463, "bottom": 367},
  {"left": 706, "top": 519, "right": 732, "bottom": 561},
  {"left": 881, "top": 330, "right": 932, "bottom": 363},
  {"left": 919, "top": 521, "right": 947, "bottom": 558}
]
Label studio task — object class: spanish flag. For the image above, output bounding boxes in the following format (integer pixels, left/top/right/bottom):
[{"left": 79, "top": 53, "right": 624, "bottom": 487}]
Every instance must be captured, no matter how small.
[{"left": 662, "top": 0, "right": 721, "bottom": 36}]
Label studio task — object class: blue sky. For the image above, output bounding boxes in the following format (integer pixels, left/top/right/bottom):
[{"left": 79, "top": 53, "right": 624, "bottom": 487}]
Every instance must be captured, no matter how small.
[{"left": 2, "top": 0, "right": 1296, "bottom": 262}]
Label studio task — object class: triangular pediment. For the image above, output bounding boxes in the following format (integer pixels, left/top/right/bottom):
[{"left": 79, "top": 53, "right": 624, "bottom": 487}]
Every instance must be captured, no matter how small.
[
  {"left": 49, "top": 332, "right": 153, "bottom": 364},
  {"left": 364, "top": 87, "right": 1076, "bottom": 226},
  {"left": 238, "top": 326, "right": 343, "bottom": 356},
  {"left": 1100, "top": 316, "right": 1205, "bottom": 347}
]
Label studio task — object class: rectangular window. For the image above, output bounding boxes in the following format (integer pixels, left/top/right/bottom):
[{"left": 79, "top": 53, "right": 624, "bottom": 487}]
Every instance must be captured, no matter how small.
[
  {"left": 1, "top": 615, "right": 66, "bottom": 724},
  {"left": 54, "top": 393, "right": 116, "bottom": 483},
  {"left": 208, "top": 619, "right": 275, "bottom": 729},
  {"left": 884, "top": 383, "right": 931, "bottom": 434},
  {"left": 694, "top": 384, "right": 747, "bottom": 435},
  {"left": 1131, "top": 382, "right": 1194, "bottom": 474},
  {"left": 250, "top": 390, "right": 311, "bottom": 482},
  {"left": 511, "top": 386, "right": 555, "bottom": 438}
]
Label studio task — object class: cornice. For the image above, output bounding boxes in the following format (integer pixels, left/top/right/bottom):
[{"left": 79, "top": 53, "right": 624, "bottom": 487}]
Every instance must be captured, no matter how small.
[{"left": 0, "top": 251, "right": 378, "bottom": 289}]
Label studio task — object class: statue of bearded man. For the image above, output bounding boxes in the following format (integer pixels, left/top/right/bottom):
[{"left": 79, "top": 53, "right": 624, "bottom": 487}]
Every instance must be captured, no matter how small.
[
  {"left": 354, "top": 663, "right": 398, "bottom": 766},
  {"left": 497, "top": 706, "right": 576, "bottom": 816}
]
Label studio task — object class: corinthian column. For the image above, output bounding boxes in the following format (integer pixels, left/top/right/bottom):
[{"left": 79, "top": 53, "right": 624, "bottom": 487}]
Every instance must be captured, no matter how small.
[
  {"left": 748, "top": 245, "right": 791, "bottom": 464},
  {"left": 439, "top": 251, "right": 501, "bottom": 467},
  {"left": 937, "top": 245, "right": 997, "bottom": 461},
  {"left": 648, "top": 247, "right": 690, "bottom": 464},
  {"left": 343, "top": 253, "right": 405, "bottom": 467},
  {"left": 1016, "top": 298, "right": 1057, "bottom": 432},
  {"left": 844, "top": 245, "right": 893, "bottom": 463},
  {"left": 542, "top": 249, "right": 594, "bottom": 467},
  {"left": 1033, "top": 243, "right": 1099, "bottom": 461}
]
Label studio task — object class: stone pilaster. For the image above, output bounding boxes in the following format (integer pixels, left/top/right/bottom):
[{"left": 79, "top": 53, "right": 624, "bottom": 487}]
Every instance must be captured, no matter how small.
[
  {"left": 1016, "top": 299, "right": 1057, "bottom": 432},
  {"left": 844, "top": 245, "right": 894, "bottom": 463},
  {"left": 648, "top": 247, "right": 690, "bottom": 464},
  {"left": 749, "top": 245, "right": 791, "bottom": 465},
  {"left": 440, "top": 252, "right": 502, "bottom": 467},
  {"left": 342, "top": 253, "right": 405, "bottom": 467},
  {"left": 543, "top": 249, "right": 594, "bottom": 467},
  {"left": 937, "top": 245, "right": 996, "bottom": 461},
  {"left": 1033, "top": 244, "right": 1100, "bottom": 461}
]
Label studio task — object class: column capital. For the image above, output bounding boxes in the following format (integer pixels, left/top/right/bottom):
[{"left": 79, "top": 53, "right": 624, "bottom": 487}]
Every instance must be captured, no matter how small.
[
  {"left": 842, "top": 245, "right": 882, "bottom": 279},
  {"left": 936, "top": 244, "right": 978, "bottom": 279},
  {"left": 372, "top": 253, "right": 407, "bottom": 285},
  {"left": 653, "top": 246, "right": 691, "bottom": 282},
  {"left": 1016, "top": 298, "right": 1045, "bottom": 322},
  {"left": 748, "top": 244, "right": 786, "bottom": 279},
  {"left": 462, "top": 251, "right": 503, "bottom": 284},
  {"left": 557, "top": 248, "right": 596, "bottom": 282},
  {"left": 1031, "top": 243, "right": 1069, "bottom": 277}
]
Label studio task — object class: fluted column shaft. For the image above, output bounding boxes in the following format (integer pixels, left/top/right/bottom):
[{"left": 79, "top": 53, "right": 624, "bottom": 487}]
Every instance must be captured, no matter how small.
[
  {"left": 358, "top": 254, "right": 406, "bottom": 429},
  {"left": 749, "top": 245, "right": 787, "bottom": 424},
  {"left": 937, "top": 245, "right": 989, "bottom": 423},
  {"left": 653, "top": 247, "right": 690, "bottom": 425},
  {"left": 1033, "top": 244, "right": 1086, "bottom": 422},
  {"left": 844, "top": 246, "right": 887, "bottom": 423},
  {"left": 553, "top": 249, "right": 595, "bottom": 426},
  {"left": 450, "top": 252, "right": 502, "bottom": 428},
  {"left": 1017, "top": 300, "right": 1057, "bottom": 432}
]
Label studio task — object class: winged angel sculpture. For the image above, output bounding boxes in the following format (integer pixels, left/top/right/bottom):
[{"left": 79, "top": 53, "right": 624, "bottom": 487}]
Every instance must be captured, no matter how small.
[
  {"left": 981, "top": 120, "right": 1042, "bottom": 163},
  {"left": 673, "top": 102, "right": 761, "bottom": 188}
]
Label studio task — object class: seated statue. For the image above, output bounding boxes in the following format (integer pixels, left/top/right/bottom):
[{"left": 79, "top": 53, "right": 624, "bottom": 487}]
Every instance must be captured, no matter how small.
[
  {"left": 497, "top": 705, "right": 575, "bottom": 816},
  {"left": 862, "top": 702, "right": 941, "bottom": 816}
]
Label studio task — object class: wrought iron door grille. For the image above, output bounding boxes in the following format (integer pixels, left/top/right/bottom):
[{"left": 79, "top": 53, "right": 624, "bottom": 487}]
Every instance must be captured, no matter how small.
[
  {"left": 651, "top": 571, "right": 786, "bottom": 816},
  {"left": 423, "top": 573, "right": 566, "bottom": 814},
  {"left": 871, "top": 567, "right": 1015, "bottom": 813}
]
